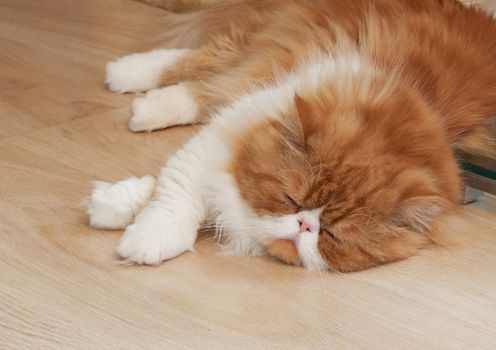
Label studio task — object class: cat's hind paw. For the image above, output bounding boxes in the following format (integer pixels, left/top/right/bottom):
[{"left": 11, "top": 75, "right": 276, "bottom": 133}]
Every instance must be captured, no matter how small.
[
  {"left": 129, "top": 84, "right": 198, "bottom": 132},
  {"left": 105, "top": 49, "right": 190, "bottom": 93}
]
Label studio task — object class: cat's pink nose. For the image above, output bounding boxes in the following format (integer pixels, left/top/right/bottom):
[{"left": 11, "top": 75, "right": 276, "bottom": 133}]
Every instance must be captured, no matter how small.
[{"left": 298, "top": 218, "right": 312, "bottom": 233}]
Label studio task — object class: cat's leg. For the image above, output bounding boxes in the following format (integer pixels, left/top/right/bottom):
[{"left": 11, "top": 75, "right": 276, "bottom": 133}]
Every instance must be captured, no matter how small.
[
  {"left": 106, "top": 33, "right": 244, "bottom": 94},
  {"left": 115, "top": 130, "right": 218, "bottom": 264},
  {"left": 127, "top": 74, "right": 242, "bottom": 132},
  {"left": 105, "top": 49, "right": 191, "bottom": 93},
  {"left": 127, "top": 36, "right": 246, "bottom": 132},
  {"left": 158, "top": 36, "right": 246, "bottom": 87}
]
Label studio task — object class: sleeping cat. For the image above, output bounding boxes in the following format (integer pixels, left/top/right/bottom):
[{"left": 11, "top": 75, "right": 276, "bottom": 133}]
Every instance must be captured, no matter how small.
[{"left": 87, "top": 0, "right": 496, "bottom": 272}]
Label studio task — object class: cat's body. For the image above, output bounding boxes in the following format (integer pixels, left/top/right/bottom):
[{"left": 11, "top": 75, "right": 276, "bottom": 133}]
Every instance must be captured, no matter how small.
[{"left": 88, "top": 0, "right": 496, "bottom": 272}]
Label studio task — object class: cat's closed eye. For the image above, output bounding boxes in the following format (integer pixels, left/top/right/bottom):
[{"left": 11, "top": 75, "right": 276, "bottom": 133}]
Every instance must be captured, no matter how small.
[
  {"left": 284, "top": 194, "right": 301, "bottom": 213},
  {"left": 322, "top": 228, "right": 340, "bottom": 242}
]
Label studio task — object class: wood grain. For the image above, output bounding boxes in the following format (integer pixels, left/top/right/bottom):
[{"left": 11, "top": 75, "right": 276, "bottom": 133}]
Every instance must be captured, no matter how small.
[{"left": 1, "top": 0, "right": 495, "bottom": 349}]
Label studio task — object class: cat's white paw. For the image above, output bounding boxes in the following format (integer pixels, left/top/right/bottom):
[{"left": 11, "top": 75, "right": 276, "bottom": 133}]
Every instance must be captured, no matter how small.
[
  {"left": 105, "top": 49, "right": 190, "bottom": 93},
  {"left": 129, "top": 84, "right": 198, "bottom": 132},
  {"left": 87, "top": 176, "right": 156, "bottom": 230},
  {"left": 116, "top": 218, "right": 196, "bottom": 265}
]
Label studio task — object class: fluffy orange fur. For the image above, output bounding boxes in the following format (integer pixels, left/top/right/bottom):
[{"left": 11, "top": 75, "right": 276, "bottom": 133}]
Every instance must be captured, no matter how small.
[{"left": 156, "top": 0, "right": 496, "bottom": 271}]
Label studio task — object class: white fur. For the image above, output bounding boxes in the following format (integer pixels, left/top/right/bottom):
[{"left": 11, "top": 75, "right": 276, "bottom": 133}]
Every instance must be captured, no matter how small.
[
  {"left": 106, "top": 49, "right": 190, "bottom": 93},
  {"left": 115, "top": 207, "right": 198, "bottom": 265},
  {"left": 91, "top": 53, "right": 373, "bottom": 269},
  {"left": 129, "top": 84, "right": 199, "bottom": 132},
  {"left": 87, "top": 176, "right": 156, "bottom": 229},
  {"left": 295, "top": 232, "right": 328, "bottom": 271},
  {"left": 115, "top": 130, "right": 221, "bottom": 264}
]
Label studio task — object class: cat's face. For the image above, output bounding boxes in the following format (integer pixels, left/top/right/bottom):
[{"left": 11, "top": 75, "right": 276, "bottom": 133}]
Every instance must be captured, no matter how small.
[{"left": 229, "top": 91, "right": 460, "bottom": 272}]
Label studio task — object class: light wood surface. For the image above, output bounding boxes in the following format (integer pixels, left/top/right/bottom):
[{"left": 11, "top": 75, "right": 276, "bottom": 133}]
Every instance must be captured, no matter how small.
[{"left": 1, "top": 1, "right": 496, "bottom": 349}]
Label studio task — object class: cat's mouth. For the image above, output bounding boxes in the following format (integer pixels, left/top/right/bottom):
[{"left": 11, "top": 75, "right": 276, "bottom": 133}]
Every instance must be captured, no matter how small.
[
  {"left": 287, "top": 229, "right": 314, "bottom": 243},
  {"left": 271, "top": 216, "right": 320, "bottom": 242}
]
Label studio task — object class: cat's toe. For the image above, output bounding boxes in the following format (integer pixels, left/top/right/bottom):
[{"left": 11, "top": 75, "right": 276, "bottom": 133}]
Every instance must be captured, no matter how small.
[
  {"left": 117, "top": 236, "right": 162, "bottom": 265},
  {"left": 128, "top": 85, "right": 198, "bottom": 132},
  {"left": 116, "top": 224, "right": 161, "bottom": 264}
]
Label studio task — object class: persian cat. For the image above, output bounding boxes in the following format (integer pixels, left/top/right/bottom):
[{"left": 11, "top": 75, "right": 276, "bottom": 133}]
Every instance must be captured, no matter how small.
[{"left": 87, "top": 0, "right": 496, "bottom": 272}]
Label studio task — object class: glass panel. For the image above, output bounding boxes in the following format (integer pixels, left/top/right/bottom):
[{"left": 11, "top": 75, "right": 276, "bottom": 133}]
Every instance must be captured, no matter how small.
[{"left": 459, "top": 117, "right": 496, "bottom": 195}]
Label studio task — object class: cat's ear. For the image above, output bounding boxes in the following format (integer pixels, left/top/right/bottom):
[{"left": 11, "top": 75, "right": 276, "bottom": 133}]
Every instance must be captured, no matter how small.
[
  {"left": 391, "top": 195, "right": 449, "bottom": 233},
  {"left": 293, "top": 94, "right": 322, "bottom": 143}
]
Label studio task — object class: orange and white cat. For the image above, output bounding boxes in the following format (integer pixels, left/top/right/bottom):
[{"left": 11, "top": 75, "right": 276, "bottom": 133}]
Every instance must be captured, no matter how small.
[{"left": 87, "top": 0, "right": 496, "bottom": 272}]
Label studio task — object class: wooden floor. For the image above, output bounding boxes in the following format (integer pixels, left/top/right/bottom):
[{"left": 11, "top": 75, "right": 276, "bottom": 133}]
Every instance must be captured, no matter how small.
[{"left": 1, "top": 0, "right": 496, "bottom": 349}]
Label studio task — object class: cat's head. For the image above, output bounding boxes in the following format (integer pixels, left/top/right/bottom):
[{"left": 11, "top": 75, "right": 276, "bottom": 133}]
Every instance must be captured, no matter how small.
[{"left": 227, "top": 83, "right": 460, "bottom": 272}]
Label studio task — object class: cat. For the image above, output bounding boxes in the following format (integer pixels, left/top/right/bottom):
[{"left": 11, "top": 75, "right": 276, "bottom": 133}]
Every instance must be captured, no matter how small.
[{"left": 87, "top": 0, "right": 496, "bottom": 272}]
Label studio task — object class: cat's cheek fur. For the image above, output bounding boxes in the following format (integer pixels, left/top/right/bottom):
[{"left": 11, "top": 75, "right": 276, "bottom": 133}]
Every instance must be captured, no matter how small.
[
  {"left": 265, "top": 239, "right": 301, "bottom": 266},
  {"left": 106, "top": 48, "right": 190, "bottom": 93}
]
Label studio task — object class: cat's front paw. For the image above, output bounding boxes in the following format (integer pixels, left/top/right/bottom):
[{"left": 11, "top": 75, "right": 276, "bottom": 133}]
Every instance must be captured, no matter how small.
[
  {"left": 105, "top": 49, "right": 190, "bottom": 93},
  {"left": 129, "top": 84, "right": 199, "bottom": 132},
  {"left": 86, "top": 176, "right": 156, "bottom": 230},
  {"left": 116, "top": 219, "right": 195, "bottom": 265}
]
